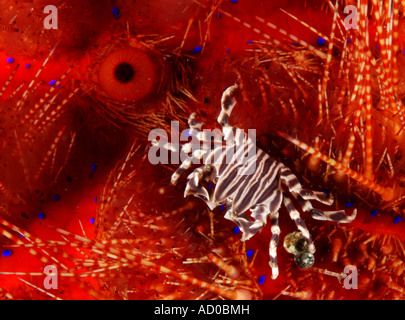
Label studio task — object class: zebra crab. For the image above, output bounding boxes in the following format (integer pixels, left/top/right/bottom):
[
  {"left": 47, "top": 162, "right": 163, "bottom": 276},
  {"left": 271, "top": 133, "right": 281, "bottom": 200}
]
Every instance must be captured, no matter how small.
[{"left": 152, "top": 84, "right": 356, "bottom": 279}]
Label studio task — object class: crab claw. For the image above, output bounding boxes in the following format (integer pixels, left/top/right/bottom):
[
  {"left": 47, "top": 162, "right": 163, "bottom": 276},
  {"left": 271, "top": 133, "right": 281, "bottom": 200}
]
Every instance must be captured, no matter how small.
[
  {"left": 224, "top": 211, "right": 263, "bottom": 241},
  {"left": 184, "top": 171, "right": 214, "bottom": 205}
]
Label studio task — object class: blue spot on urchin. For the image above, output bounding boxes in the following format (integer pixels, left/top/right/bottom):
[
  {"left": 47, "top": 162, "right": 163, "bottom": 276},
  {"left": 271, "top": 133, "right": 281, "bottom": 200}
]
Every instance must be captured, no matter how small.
[
  {"left": 394, "top": 216, "right": 402, "bottom": 224},
  {"left": 317, "top": 37, "right": 326, "bottom": 46},
  {"left": 24, "top": 63, "right": 31, "bottom": 69},
  {"left": 230, "top": 0, "right": 238, "bottom": 3},
  {"left": 191, "top": 46, "right": 202, "bottom": 54},
  {"left": 48, "top": 80, "right": 57, "bottom": 86},
  {"left": 226, "top": 49, "right": 231, "bottom": 53},
  {"left": 90, "top": 217, "right": 95, "bottom": 224},
  {"left": 233, "top": 226, "right": 240, "bottom": 234},
  {"left": 2, "top": 250, "right": 13, "bottom": 257},
  {"left": 6, "top": 57, "right": 14, "bottom": 64},
  {"left": 183, "top": 129, "right": 192, "bottom": 138},
  {"left": 247, "top": 249, "right": 254, "bottom": 258},
  {"left": 94, "top": 196, "right": 98, "bottom": 202},
  {"left": 38, "top": 212, "right": 46, "bottom": 220},
  {"left": 258, "top": 275, "right": 266, "bottom": 285},
  {"left": 247, "top": 40, "right": 253, "bottom": 44},
  {"left": 370, "top": 210, "right": 378, "bottom": 217},
  {"left": 219, "top": 205, "right": 225, "bottom": 210},
  {"left": 53, "top": 194, "right": 60, "bottom": 201},
  {"left": 345, "top": 201, "right": 355, "bottom": 208},
  {"left": 91, "top": 162, "right": 98, "bottom": 172},
  {"left": 112, "top": 6, "right": 121, "bottom": 19}
]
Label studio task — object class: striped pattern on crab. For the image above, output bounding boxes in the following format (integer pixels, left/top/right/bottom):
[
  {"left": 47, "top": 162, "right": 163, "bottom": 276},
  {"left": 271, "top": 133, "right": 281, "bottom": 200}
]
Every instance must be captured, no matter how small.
[{"left": 152, "top": 84, "right": 357, "bottom": 279}]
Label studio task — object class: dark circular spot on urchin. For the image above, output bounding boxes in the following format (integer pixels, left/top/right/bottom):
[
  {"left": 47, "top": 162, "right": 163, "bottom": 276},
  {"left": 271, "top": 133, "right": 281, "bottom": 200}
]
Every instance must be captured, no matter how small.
[{"left": 114, "top": 62, "right": 135, "bottom": 83}]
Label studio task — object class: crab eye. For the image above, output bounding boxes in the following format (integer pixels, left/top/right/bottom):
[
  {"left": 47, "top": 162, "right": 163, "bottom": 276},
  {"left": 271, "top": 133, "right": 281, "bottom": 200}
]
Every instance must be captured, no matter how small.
[
  {"left": 98, "top": 48, "right": 157, "bottom": 102},
  {"left": 198, "top": 195, "right": 208, "bottom": 201}
]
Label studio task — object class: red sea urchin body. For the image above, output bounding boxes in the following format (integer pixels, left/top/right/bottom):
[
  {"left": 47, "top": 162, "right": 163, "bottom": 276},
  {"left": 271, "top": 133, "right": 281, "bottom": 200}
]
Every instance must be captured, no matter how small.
[{"left": 0, "top": 0, "right": 404, "bottom": 300}]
